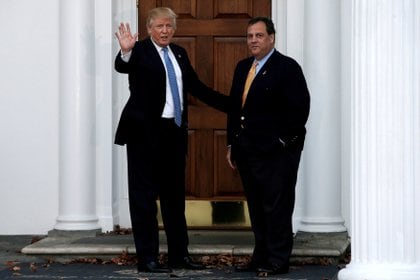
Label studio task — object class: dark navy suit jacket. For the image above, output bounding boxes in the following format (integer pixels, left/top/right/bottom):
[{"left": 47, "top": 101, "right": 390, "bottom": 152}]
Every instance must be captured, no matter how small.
[
  {"left": 114, "top": 38, "right": 228, "bottom": 151},
  {"left": 227, "top": 50, "right": 310, "bottom": 157}
]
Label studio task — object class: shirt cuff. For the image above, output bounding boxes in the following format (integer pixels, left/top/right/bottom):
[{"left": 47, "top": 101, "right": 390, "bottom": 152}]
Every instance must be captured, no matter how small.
[{"left": 120, "top": 50, "right": 132, "bottom": 62}]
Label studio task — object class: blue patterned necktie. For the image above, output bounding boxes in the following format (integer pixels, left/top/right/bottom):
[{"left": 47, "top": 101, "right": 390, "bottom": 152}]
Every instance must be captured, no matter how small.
[{"left": 162, "top": 47, "right": 182, "bottom": 127}]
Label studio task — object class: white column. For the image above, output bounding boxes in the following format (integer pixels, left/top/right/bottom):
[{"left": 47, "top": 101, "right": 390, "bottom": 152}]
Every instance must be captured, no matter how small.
[
  {"left": 300, "top": 0, "right": 346, "bottom": 232},
  {"left": 55, "top": 0, "right": 100, "bottom": 231},
  {"left": 272, "top": 0, "right": 302, "bottom": 231},
  {"left": 95, "top": 0, "right": 114, "bottom": 232},
  {"left": 273, "top": 0, "right": 308, "bottom": 232},
  {"left": 112, "top": 0, "right": 138, "bottom": 228},
  {"left": 271, "top": 0, "right": 287, "bottom": 53},
  {"left": 338, "top": 0, "right": 420, "bottom": 279}
]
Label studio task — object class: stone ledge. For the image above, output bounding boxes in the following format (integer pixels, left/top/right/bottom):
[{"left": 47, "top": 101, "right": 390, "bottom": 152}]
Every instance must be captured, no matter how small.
[{"left": 22, "top": 230, "right": 349, "bottom": 262}]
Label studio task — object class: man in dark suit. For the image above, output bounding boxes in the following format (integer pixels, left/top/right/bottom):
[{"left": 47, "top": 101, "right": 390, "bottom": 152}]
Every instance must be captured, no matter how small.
[
  {"left": 226, "top": 17, "right": 310, "bottom": 276},
  {"left": 114, "top": 7, "right": 228, "bottom": 273}
]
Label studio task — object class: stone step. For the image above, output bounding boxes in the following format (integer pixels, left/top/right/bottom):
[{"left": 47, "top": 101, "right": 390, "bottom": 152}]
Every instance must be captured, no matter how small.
[{"left": 22, "top": 230, "right": 349, "bottom": 264}]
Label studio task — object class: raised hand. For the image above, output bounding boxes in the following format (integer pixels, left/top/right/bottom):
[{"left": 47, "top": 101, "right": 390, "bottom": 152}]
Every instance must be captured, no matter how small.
[{"left": 115, "top": 22, "right": 138, "bottom": 53}]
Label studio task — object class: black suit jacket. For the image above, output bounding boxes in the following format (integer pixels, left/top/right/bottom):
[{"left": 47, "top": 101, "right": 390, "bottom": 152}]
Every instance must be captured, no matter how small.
[
  {"left": 227, "top": 50, "right": 310, "bottom": 156},
  {"left": 114, "top": 38, "right": 228, "bottom": 149}
]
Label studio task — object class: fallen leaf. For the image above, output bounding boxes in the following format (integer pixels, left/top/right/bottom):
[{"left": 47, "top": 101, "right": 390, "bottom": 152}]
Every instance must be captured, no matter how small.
[
  {"left": 31, "top": 236, "right": 44, "bottom": 244},
  {"left": 30, "top": 262, "right": 37, "bottom": 272}
]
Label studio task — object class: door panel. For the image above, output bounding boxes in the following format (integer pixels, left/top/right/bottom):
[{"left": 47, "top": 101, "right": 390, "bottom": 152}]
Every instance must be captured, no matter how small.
[{"left": 139, "top": 0, "right": 271, "bottom": 200}]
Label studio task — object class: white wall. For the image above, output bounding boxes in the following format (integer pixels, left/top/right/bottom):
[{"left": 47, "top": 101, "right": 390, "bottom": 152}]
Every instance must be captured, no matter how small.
[{"left": 0, "top": 1, "right": 60, "bottom": 234}]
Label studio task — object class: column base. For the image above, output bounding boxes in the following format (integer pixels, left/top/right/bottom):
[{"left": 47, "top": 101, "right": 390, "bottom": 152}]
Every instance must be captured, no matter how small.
[
  {"left": 48, "top": 229, "right": 101, "bottom": 238},
  {"left": 338, "top": 263, "right": 420, "bottom": 280},
  {"left": 293, "top": 231, "right": 349, "bottom": 263},
  {"left": 299, "top": 217, "right": 347, "bottom": 232},
  {"left": 54, "top": 215, "right": 101, "bottom": 231}
]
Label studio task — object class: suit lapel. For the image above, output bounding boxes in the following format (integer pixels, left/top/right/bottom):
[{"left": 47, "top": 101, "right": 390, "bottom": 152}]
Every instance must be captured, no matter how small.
[
  {"left": 144, "top": 38, "right": 166, "bottom": 72},
  {"left": 253, "top": 51, "right": 277, "bottom": 84},
  {"left": 169, "top": 44, "right": 187, "bottom": 73},
  {"left": 242, "top": 51, "right": 278, "bottom": 107},
  {"left": 141, "top": 38, "right": 168, "bottom": 107}
]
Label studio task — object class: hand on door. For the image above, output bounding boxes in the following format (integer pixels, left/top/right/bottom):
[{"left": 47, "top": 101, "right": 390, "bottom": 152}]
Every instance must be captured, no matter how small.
[{"left": 115, "top": 22, "right": 138, "bottom": 54}]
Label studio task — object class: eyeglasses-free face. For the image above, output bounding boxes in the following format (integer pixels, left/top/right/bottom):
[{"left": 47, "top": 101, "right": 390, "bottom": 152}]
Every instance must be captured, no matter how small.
[
  {"left": 247, "top": 21, "right": 275, "bottom": 61},
  {"left": 148, "top": 17, "right": 176, "bottom": 47}
]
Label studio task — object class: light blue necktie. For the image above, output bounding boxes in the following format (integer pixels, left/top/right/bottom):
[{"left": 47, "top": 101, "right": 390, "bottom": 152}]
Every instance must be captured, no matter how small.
[{"left": 162, "top": 47, "right": 182, "bottom": 127}]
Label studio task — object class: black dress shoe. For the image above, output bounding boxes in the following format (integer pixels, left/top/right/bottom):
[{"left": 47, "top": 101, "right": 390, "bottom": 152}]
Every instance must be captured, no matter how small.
[
  {"left": 256, "top": 263, "right": 289, "bottom": 276},
  {"left": 235, "top": 261, "right": 258, "bottom": 272},
  {"left": 137, "top": 260, "right": 172, "bottom": 273},
  {"left": 169, "top": 256, "right": 205, "bottom": 270}
]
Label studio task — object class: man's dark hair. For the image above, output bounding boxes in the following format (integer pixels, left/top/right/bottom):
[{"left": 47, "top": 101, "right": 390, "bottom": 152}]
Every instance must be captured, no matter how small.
[{"left": 248, "top": 17, "right": 276, "bottom": 35}]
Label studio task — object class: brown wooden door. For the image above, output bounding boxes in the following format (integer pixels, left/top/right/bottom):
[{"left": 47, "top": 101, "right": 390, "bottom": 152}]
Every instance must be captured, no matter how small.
[{"left": 139, "top": 0, "right": 271, "bottom": 200}]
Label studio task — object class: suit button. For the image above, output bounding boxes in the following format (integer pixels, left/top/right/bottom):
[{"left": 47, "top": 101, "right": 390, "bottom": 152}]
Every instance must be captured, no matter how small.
[{"left": 241, "top": 116, "right": 245, "bottom": 120}]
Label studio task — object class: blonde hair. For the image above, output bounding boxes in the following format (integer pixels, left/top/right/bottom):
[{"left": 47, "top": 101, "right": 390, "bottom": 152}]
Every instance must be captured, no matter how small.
[{"left": 147, "top": 7, "right": 177, "bottom": 29}]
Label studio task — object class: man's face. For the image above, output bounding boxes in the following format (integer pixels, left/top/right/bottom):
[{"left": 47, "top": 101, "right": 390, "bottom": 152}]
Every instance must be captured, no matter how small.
[
  {"left": 147, "top": 16, "right": 175, "bottom": 47},
  {"left": 247, "top": 21, "right": 274, "bottom": 60}
]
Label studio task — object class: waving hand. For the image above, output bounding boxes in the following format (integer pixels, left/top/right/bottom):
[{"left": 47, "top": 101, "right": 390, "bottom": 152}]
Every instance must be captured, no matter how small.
[{"left": 115, "top": 22, "right": 138, "bottom": 53}]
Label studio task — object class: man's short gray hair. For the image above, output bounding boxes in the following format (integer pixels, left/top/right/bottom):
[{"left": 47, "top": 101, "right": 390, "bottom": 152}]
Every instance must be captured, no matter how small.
[{"left": 147, "top": 7, "right": 177, "bottom": 29}]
